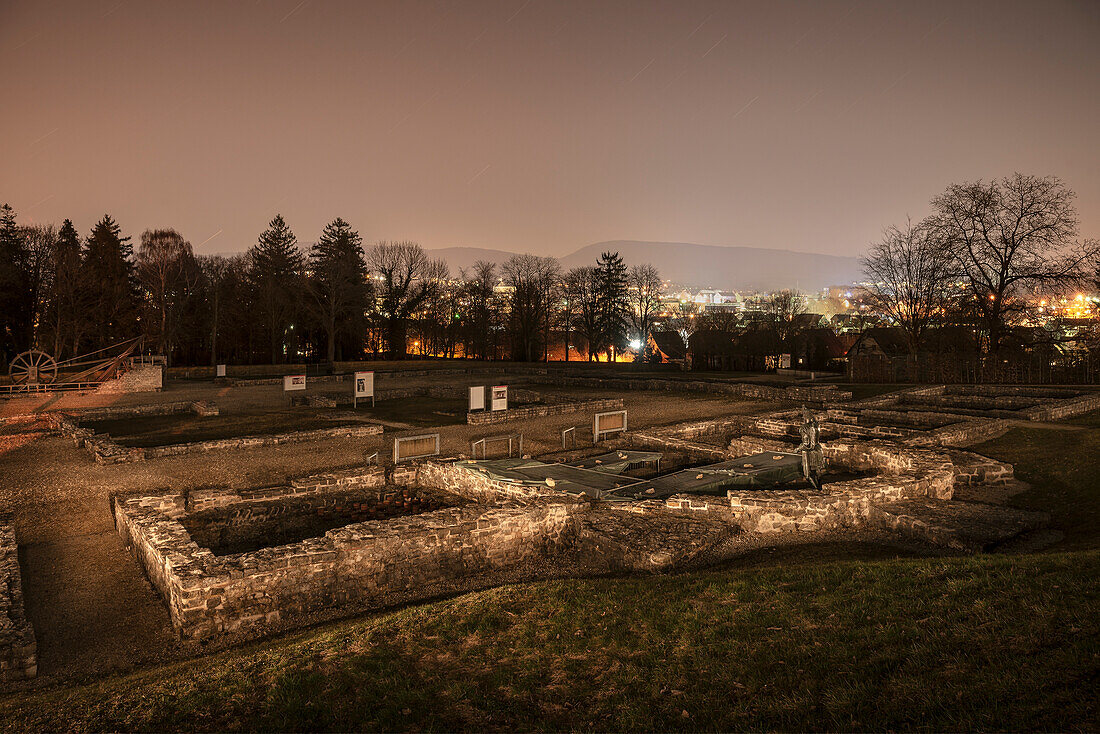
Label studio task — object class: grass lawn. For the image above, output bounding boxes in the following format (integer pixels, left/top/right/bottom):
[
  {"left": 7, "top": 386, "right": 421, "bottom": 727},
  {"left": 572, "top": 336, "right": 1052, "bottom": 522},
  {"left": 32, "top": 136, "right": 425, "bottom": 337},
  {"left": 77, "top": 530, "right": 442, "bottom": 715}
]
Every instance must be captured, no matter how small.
[{"left": 0, "top": 551, "right": 1096, "bottom": 732}]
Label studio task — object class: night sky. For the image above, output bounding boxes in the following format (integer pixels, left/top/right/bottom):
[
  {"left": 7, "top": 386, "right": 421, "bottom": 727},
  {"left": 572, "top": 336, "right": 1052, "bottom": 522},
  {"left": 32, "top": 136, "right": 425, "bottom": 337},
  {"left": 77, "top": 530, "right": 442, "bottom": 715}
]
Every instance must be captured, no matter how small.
[{"left": 2, "top": 0, "right": 1097, "bottom": 258}]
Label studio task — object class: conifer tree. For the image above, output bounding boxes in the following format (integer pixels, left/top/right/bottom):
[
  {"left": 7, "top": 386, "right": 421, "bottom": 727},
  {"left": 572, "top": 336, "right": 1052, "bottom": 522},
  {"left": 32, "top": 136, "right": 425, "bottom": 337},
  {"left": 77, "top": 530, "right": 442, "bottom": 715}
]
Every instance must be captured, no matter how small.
[
  {"left": 50, "top": 218, "right": 85, "bottom": 357},
  {"left": 249, "top": 214, "right": 304, "bottom": 363},
  {"left": 306, "top": 218, "right": 370, "bottom": 363},
  {"left": 0, "top": 204, "right": 31, "bottom": 360},
  {"left": 83, "top": 214, "right": 138, "bottom": 349},
  {"left": 596, "top": 251, "right": 629, "bottom": 360}
]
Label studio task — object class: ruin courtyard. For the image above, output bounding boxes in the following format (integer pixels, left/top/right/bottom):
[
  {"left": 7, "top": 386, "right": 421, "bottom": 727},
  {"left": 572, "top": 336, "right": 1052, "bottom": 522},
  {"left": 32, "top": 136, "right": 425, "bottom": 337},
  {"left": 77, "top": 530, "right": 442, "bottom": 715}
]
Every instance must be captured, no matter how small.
[{"left": 2, "top": 363, "right": 1094, "bottom": 694}]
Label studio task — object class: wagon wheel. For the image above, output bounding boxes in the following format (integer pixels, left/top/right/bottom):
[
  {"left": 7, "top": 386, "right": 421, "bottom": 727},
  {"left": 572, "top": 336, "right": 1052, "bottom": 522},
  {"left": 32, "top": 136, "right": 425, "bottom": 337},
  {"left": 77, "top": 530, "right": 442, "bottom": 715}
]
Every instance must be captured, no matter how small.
[{"left": 9, "top": 349, "right": 59, "bottom": 385}]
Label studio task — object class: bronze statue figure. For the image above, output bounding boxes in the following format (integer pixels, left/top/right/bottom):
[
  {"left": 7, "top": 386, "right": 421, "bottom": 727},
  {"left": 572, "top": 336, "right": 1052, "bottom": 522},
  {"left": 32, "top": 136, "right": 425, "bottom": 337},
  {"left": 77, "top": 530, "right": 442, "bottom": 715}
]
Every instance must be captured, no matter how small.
[{"left": 797, "top": 405, "right": 826, "bottom": 489}]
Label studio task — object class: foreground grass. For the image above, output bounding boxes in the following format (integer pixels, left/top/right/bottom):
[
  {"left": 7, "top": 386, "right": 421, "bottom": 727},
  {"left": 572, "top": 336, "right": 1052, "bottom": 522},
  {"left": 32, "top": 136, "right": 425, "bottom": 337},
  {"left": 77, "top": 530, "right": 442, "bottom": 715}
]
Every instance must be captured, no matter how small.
[{"left": 1, "top": 551, "right": 1096, "bottom": 732}]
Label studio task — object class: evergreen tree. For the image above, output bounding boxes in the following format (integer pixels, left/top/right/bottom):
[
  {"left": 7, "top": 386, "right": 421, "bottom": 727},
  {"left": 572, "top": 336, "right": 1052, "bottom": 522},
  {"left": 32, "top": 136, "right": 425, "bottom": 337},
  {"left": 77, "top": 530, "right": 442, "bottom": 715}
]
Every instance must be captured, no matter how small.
[
  {"left": 306, "top": 218, "right": 370, "bottom": 363},
  {"left": 83, "top": 215, "right": 138, "bottom": 349},
  {"left": 0, "top": 204, "right": 31, "bottom": 361},
  {"left": 250, "top": 214, "right": 304, "bottom": 363},
  {"left": 596, "top": 251, "right": 629, "bottom": 360},
  {"left": 49, "top": 218, "right": 86, "bottom": 358}
]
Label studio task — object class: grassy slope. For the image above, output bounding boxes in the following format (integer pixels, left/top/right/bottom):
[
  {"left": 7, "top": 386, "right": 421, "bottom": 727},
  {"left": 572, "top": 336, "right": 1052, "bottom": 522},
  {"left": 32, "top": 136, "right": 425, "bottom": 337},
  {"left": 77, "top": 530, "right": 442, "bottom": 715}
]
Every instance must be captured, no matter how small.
[
  {"left": 3, "top": 409, "right": 1099, "bottom": 731},
  {"left": 0, "top": 552, "right": 1096, "bottom": 732},
  {"left": 972, "top": 411, "right": 1100, "bottom": 551}
]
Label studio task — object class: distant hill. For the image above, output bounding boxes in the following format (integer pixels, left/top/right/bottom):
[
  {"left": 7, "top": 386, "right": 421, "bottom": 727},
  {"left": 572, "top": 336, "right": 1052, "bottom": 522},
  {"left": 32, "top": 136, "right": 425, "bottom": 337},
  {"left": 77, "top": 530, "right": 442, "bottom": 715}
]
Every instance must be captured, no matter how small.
[{"left": 427, "top": 240, "right": 862, "bottom": 290}]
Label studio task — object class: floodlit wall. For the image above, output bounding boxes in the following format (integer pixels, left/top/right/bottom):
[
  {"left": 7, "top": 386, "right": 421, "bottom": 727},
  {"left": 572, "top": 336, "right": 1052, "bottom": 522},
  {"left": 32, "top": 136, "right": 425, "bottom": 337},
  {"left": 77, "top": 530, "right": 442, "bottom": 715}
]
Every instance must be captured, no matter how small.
[
  {"left": 114, "top": 466, "right": 581, "bottom": 640},
  {"left": 0, "top": 523, "right": 36, "bottom": 682}
]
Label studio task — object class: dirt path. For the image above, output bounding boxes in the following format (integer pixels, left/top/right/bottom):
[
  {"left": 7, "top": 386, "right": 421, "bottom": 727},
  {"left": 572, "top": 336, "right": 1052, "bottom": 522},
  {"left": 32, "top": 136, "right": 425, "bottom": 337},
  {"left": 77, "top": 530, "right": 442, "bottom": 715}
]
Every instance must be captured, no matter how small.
[{"left": 19, "top": 532, "right": 182, "bottom": 682}]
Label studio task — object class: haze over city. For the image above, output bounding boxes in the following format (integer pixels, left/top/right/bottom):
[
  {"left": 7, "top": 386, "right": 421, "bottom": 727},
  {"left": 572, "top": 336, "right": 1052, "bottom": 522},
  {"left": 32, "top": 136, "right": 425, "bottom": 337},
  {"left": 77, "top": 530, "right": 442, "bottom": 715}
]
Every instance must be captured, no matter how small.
[{"left": 3, "top": 0, "right": 1098, "bottom": 260}]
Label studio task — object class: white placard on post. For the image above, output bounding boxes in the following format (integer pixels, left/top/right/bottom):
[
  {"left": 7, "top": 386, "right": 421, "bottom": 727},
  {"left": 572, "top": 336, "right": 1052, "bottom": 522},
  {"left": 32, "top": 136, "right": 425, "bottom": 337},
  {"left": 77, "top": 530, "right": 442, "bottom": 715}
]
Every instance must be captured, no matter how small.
[
  {"left": 354, "top": 371, "right": 374, "bottom": 407},
  {"left": 469, "top": 385, "right": 486, "bottom": 412},
  {"left": 491, "top": 385, "right": 508, "bottom": 412},
  {"left": 594, "top": 409, "right": 628, "bottom": 442},
  {"left": 216, "top": 364, "right": 226, "bottom": 378},
  {"left": 283, "top": 374, "right": 306, "bottom": 391}
]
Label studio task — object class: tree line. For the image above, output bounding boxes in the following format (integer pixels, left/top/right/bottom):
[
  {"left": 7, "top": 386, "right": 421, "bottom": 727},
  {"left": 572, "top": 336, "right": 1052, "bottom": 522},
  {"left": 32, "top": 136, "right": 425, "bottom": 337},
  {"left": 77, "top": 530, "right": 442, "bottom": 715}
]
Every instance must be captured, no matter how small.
[
  {"left": 0, "top": 209, "right": 664, "bottom": 368},
  {"left": 861, "top": 173, "right": 1100, "bottom": 358}
]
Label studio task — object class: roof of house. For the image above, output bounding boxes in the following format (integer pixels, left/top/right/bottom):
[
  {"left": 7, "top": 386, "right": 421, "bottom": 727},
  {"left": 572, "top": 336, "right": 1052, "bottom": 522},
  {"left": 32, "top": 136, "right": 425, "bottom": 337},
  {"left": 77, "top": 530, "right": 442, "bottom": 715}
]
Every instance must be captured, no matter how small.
[
  {"left": 791, "top": 328, "right": 848, "bottom": 359},
  {"left": 651, "top": 330, "right": 687, "bottom": 360},
  {"left": 688, "top": 330, "right": 738, "bottom": 355},
  {"left": 790, "top": 313, "right": 826, "bottom": 330},
  {"left": 846, "top": 327, "right": 910, "bottom": 358}
]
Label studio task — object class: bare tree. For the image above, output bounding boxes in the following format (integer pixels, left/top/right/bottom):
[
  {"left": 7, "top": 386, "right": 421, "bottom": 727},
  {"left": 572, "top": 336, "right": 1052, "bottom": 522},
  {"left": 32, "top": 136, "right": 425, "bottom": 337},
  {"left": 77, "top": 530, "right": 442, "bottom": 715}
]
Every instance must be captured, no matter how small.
[
  {"left": 666, "top": 301, "right": 699, "bottom": 345},
  {"left": 929, "top": 173, "right": 1099, "bottom": 353},
  {"left": 564, "top": 266, "right": 602, "bottom": 361},
  {"left": 768, "top": 289, "right": 806, "bottom": 340},
  {"left": 628, "top": 263, "right": 663, "bottom": 346},
  {"left": 459, "top": 261, "right": 501, "bottom": 360},
  {"left": 21, "top": 224, "right": 58, "bottom": 349},
  {"left": 695, "top": 309, "right": 740, "bottom": 332},
  {"left": 136, "top": 229, "right": 200, "bottom": 361},
  {"left": 369, "top": 241, "right": 446, "bottom": 359},
  {"left": 198, "top": 254, "right": 251, "bottom": 366},
  {"left": 861, "top": 218, "right": 952, "bottom": 354},
  {"left": 501, "top": 254, "right": 559, "bottom": 362}
]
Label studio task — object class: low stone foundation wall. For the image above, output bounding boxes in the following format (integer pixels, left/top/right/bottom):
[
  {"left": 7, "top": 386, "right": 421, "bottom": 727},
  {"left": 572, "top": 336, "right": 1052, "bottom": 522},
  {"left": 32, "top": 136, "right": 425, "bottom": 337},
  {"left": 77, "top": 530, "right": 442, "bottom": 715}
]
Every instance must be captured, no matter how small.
[
  {"left": 629, "top": 416, "right": 754, "bottom": 460},
  {"left": 945, "top": 385, "right": 1083, "bottom": 398},
  {"left": 75, "top": 422, "right": 383, "bottom": 465},
  {"left": 53, "top": 399, "right": 219, "bottom": 425},
  {"left": 0, "top": 523, "right": 36, "bottom": 682},
  {"left": 1023, "top": 392, "right": 1100, "bottom": 421},
  {"left": 526, "top": 374, "right": 851, "bottom": 402},
  {"left": 467, "top": 398, "right": 624, "bottom": 425},
  {"left": 114, "top": 465, "right": 581, "bottom": 640},
  {"left": 909, "top": 419, "right": 1012, "bottom": 448},
  {"left": 94, "top": 363, "right": 164, "bottom": 394},
  {"left": 946, "top": 450, "right": 1014, "bottom": 485},
  {"left": 302, "top": 385, "right": 545, "bottom": 408},
  {"left": 612, "top": 436, "right": 956, "bottom": 533}
]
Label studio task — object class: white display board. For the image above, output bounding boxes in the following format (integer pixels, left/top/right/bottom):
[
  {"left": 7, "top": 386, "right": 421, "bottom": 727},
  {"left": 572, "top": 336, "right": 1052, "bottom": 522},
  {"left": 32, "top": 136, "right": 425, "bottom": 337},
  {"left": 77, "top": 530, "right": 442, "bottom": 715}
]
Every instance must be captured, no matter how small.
[
  {"left": 394, "top": 433, "right": 440, "bottom": 463},
  {"left": 594, "top": 409, "right": 628, "bottom": 441},
  {"left": 469, "top": 385, "right": 486, "bottom": 411},
  {"left": 216, "top": 364, "right": 226, "bottom": 378},
  {"left": 354, "top": 371, "right": 374, "bottom": 407},
  {"left": 779, "top": 353, "right": 791, "bottom": 369},
  {"left": 283, "top": 374, "right": 306, "bottom": 391},
  {"left": 491, "top": 385, "right": 508, "bottom": 412}
]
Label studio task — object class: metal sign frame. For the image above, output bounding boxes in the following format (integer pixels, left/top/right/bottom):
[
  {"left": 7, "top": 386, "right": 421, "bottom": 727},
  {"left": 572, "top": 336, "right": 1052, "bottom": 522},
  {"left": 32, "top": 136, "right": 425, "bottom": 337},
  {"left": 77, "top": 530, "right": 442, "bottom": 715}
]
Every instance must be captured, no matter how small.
[
  {"left": 393, "top": 433, "right": 441, "bottom": 463},
  {"left": 354, "top": 371, "right": 375, "bottom": 408},
  {"left": 283, "top": 374, "right": 307, "bottom": 391},
  {"left": 593, "top": 409, "right": 628, "bottom": 442},
  {"left": 471, "top": 433, "right": 523, "bottom": 459},
  {"left": 469, "top": 385, "right": 486, "bottom": 412},
  {"left": 491, "top": 385, "right": 508, "bottom": 411},
  {"left": 561, "top": 426, "right": 577, "bottom": 450}
]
